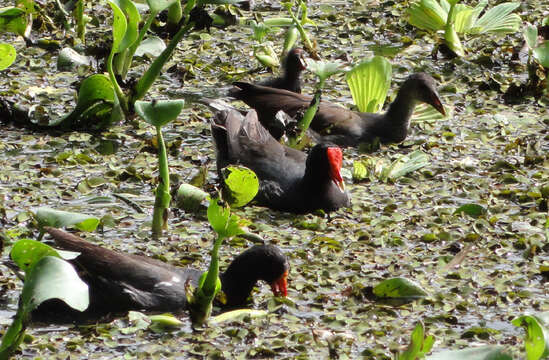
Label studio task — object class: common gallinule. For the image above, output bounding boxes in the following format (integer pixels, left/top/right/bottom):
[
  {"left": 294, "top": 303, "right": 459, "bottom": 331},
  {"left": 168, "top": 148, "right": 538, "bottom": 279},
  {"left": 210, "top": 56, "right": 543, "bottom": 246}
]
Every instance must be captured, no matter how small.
[
  {"left": 259, "top": 48, "right": 307, "bottom": 93},
  {"left": 34, "top": 227, "right": 289, "bottom": 320},
  {"left": 211, "top": 109, "right": 350, "bottom": 214},
  {"left": 229, "top": 73, "right": 446, "bottom": 146}
]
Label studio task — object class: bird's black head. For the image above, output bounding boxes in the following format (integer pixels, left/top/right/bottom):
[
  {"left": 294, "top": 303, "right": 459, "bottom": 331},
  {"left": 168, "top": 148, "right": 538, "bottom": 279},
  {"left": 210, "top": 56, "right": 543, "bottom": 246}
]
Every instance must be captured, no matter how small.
[
  {"left": 402, "top": 73, "right": 445, "bottom": 116},
  {"left": 285, "top": 48, "right": 307, "bottom": 72}
]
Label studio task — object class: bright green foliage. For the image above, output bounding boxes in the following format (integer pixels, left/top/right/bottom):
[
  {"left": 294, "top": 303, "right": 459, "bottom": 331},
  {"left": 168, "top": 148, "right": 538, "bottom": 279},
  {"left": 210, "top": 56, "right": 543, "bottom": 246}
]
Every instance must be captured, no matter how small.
[
  {"left": 524, "top": 23, "right": 549, "bottom": 68},
  {"left": 35, "top": 207, "right": 100, "bottom": 233},
  {"left": 210, "top": 309, "right": 268, "bottom": 324},
  {"left": 134, "top": 100, "right": 185, "bottom": 128},
  {"left": 454, "top": 203, "right": 486, "bottom": 218},
  {"left": 147, "top": 0, "right": 179, "bottom": 14},
  {"left": 512, "top": 313, "right": 549, "bottom": 360},
  {"left": 0, "top": 7, "right": 27, "bottom": 36},
  {"left": 0, "top": 43, "right": 15, "bottom": 70},
  {"left": 207, "top": 198, "right": 245, "bottom": 239},
  {"left": 373, "top": 277, "right": 428, "bottom": 299},
  {"left": 222, "top": 166, "right": 259, "bottom": 208},
  {"left": 346, "top": 56, "right": 392, "bottom": 113},
  {"left": 175, "top": 183, "right": 209, "bottom": 212},
  {"left": 0, "top": 240, "right": 88, "bottom": 360},
  {"left": 398, "top": 322, "right": 435, "bottom": 360}
]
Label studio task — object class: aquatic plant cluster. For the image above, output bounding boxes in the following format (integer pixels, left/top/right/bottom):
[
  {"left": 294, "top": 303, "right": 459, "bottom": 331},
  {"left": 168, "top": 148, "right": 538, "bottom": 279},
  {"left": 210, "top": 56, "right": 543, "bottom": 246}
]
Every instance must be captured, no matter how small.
[{"left": 0, "top": 0, "right": 548, "bottom": 359}]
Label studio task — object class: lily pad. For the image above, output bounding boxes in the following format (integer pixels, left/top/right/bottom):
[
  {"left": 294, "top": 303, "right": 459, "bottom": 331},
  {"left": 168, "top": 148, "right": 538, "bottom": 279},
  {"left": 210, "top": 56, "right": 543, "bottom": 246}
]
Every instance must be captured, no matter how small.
[{"left": 373, "top": 277, "right": 428, "bottom": 299}]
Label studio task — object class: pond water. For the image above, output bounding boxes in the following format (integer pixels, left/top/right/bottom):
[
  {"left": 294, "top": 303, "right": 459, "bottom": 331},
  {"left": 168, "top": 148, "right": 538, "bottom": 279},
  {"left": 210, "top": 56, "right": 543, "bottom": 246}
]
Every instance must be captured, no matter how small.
[{"left": 0, "top": 0, "right": 548, "bottom": 358}]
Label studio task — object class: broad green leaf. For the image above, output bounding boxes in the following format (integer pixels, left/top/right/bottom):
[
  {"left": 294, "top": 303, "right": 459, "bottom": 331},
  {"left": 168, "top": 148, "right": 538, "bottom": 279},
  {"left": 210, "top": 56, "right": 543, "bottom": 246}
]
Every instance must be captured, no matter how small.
[
  {"left": 0, "top": 7, "right": 27, "bottom": 36},
  {"left": 134, "top": 36, "right": 166, "bottom": 58},
  {"left": 111, "top": 0, "right": 140, "bottom": 53},
  {"left": 412, "top": 102, "right": 450, "bottom": 122},
  {"left": 263, "top": 17, "right": 294, "bottom": 27},
  {"left": 210, "top": 309, "right": 268, "bottom": 324},
  {"left": 307, "top": 59, "right": 344, "bottom": 84},
  {"left": 533, "top": 42, "right": 549, "bottom": 68},
  {"left": 512, "top": 313, "right": 549, "bottom": 360},
  {"left": 175, "top": 183, "right": 209, "bottom": 212},
  {"left": 222, "top": 166, "right": 259, "bottom": 208},
  {"left": 35, "top": 207, "right": 100, "bottom": 232},
  {"left": 146, "top": 0, "right": 178, "bottom": 14},
  {"left": 149, "top": 313, "right": 183, "bottom": 328},
  {"left": 524, "top": 24, "right": 538, "bottom": 50},
  {"left": 407, "top": 0, "right": 447, "bottom": 32},
  {"left": 57, "top": 47, "right": 91, "bottom": 70},
  {"left": 134, "top": 100, "right": 184, "bottom": 128},
  {"left": 0, "top": 43, "right": 16, "bottom": 70},
  {"left": 426, "top": 346, "right": 512, "bottom": 360},
  {"left": 345, "top": 56, "right": 392, "bottom": 113},
  {"left": 51, "top": 74, "right": 116, "bottom": 130},
  {"left": 108, "top": 1, "right": 128, "bottom": 54},
  {"left": 10, "top": 239, "right": 60, "bottom": 273},
  {"left": 454, "top": 203, "right": 486, "bottom": 218},
  {"left": 21, "top": 256, "right": 88, "bottom": 312},
  {"left": 470, "top": 2, "right": 520, "bottom": 34},
  {"left": 381, "top": 151, "right": 430, "bottom": 182},
  {"left": 283, "top": 26, "right": 299, "bottom": 54},
  {"left": 207, "top": 198, "right": 231, "bottom": 236},
  {"left": 445, "top": 21, "right": 465, "bottom": 57},
  {"left": 452, "top": 5, "right": 475, "bottom": 33},
  {"left": 373, "top": 277, "right": 428, "bottom": 299}
]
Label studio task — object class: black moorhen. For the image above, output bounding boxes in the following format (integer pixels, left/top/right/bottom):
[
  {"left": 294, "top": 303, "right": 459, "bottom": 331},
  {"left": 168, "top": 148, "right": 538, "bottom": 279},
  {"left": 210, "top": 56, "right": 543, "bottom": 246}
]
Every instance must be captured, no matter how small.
[
  {"left": 229, "top": 73, "right": 446, "bottom": 146},
  {"left": 259, "top": 48, "right": 307, "bottom": 93},
  {"left": 34, "top": 227, "right": 289, "bottom": 321},
  {"left": 211, "top": 109, "right": 350, "bottom": 214}
]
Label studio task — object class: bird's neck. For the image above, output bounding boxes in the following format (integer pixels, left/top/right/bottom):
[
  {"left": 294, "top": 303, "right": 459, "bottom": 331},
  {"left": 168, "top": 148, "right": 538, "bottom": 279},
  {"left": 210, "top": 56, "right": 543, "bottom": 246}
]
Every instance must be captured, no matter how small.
[
  {"left": 383, "top": 90, "right": 418, "bottom": 126},
  {"left": 220, "top": 267, "right": 256, "bottom": 306}
]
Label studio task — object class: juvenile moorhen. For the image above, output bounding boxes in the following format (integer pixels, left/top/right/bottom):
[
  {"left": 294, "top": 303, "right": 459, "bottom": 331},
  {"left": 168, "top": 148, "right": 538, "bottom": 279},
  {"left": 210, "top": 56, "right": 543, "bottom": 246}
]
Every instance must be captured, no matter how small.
[
  {"left": 34, "top": 227, "right": 289, "bottom": 321},
  {"left": 259, "top": 48, "right": 307, "bottom": 93},
  {"left": 229, "top": 73, "right": 446, "bottom": 146},
  {"left": 211, "top": 109, "right": 350, "bottom": 214}
]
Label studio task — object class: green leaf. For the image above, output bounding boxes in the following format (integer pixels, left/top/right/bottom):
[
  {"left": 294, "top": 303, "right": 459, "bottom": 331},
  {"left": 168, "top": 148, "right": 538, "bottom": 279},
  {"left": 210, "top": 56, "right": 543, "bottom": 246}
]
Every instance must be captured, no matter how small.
[
  {"left": 512, "top": 313, "right": 549, "bottom": 360},
  {"left": 0, "top": 7, "right": 27, "bottom": 36},
  {"left": 381, "top": 151, "right": 430, "bottom": 182},
  {"left": 412, "top": 102, "right": 450, "bottom": 122},
  {"left": 10, "top": 239, "right": 60, "bottom": 274},
  {"left": 148, "top": 313, "right": 183, "bottom": 328},
  {"left": 20, "top": 256, "right": 89, "bottom": 312},
  {"left": 207, "top": 198, "right": 231, "bottom": 236},
  {"left": 134, "top": 100, "right": 185, "bottom": 128},
  {"left": 57, "top": 47, "right": 91, "bottom": 71},
  {"left": 426, "top": 346, "right": 512, "bottom": 360},
  {"left": 400, "top": 322, "right": 425, "bottom": 360},
  {"left": 108, "top": 1, "right": 128, "bottom": 54},
  {"left": 454, "top": 203, "right": 486, "bottom": 218},
  {"left": 175, "top": 183, "right": 209, "bottom": 212},
  {"left": 373, "top": 277, "right": 428, "bottom": 299},
  {"left": 146, "top": 0, "right": 178, "bottom": 14},
  {"left": 210, "top": 309, "right": 268, "bottom": 324},
  {"left": 345, "top": 56, "right": 392, "bottom": 113},
  {"left": 307, "top": 59, "right": 344, "bottom": 84},
  {"left": 0, "top": 43, "right": 16, "bottom": 70},
  {"left": 444, "top": 20, "right": 465, "bottom": 57},
  {"left": 35, "top": 207, "right": 100, "bottom": 232},
  {"left": 134, "top": 36, "right": 166, "bottom": 58},
  {"left": 251, "top": 20, "right": 271, "bottom": 42},
  {"left": 407, "top": 0, "right": 447, "bottom": 32},
  {"left": 524, "top": 24, "right": 538, "bottom": 50},
  {"left": 222, "top": 166, "right": 259, "bottom": 208},
  {"left": 469, "top": 2, "right": 520, "bottom": 34},
  {"left": 111, "top": 0, "right": 140, "bottom": 53},
  {"left": 533, "top": 42, "right": 549, "bottom": 68}
]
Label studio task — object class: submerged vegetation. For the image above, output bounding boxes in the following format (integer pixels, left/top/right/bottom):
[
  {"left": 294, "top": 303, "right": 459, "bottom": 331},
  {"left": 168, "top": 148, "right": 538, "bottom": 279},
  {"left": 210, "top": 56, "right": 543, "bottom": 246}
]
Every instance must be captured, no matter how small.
[{"left": 0, "top": 0, "right": 548, "bottom": 358}]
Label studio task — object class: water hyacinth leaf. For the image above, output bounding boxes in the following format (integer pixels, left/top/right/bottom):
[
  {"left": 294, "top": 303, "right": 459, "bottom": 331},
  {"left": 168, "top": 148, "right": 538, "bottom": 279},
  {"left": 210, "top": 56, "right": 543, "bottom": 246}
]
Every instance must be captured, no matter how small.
[
  {"left": 445, "top": 21, "right": 465, "bottom": 57},
  {"left": 254, "top": 44, "right": 279, "bottom": 69},
  {"left": 0, "top": 43, "right": 16, "bottom": 70},
  {"left": 426, "top": 345, "right": 512, "bottom": 360},
  {"left": 470, "top": 2, "right": 520, "bottom": 34},
  {"left": 222, "top": 166, "right": 259, "bottom": 208},
  {"left": 352, "top": 161, "right": 368, "bottom": 182},
  {"left": 35, "top": 207, "right": 100, "bottom": 232},
  {"left": 373, "top": 277, "right": 428, "bottom": 299},
  {"left": 512, "top": 313, "right": 549, "bottom": 360},
  {"left": 454, "top": 203, "right": 486, "bottom": 218},
  {"left": 207, "top": 197, "right": 231, "bottom": 236},
  {"left": 21, "top": 256, "right": 89, "bottom": 312},
  {"left": 175, "top": 183, "right": 209, "bottom": 212},
  {"left": 381, "top": 151, "right": 430, "bottom": 182},
  {"left": 108, "top": 1, "right": 128, "bottom": 54},
  {"left": 412, "top": 102, "right": 450, "bottom": 122},
  {"left": 533, "top": 43, "right": 549, "bottom": 68},
  {"left": 407, "top": 0, "right": 447, "bottom": 32},
  {"left": 400, "top": 322, "right": 434, "bottom": 360},
  {"left": 57, "top": 47, "right": 91, "bottom": 70},
  {"left": 0, "top": 7, "right": 27, "bottom": 36},
  {"left": 111, "top": 0, "right": 139, "bottom": 53},
  {"left": 307, "top": 59, "right": 344, "bottom": 84},
  {"left": 147, "top": 0, "right": 178, "bottom": 14},
  {"left": 148, "top": 313, "right": 183, "bottom": 328},
  {"left": 134, "top": 36, "right": 166, "bottom": 58},
  {"left": 524, "top": 24, "right": 538, "bottom": 50},
  {"left": 263, "top": 17, "right": 294, "bottom": 27},
  {"left": 283, "top": 25, "right": 299, "bottom": 55},
  {"left": 134, "top": 100, "right": 184, "bottom": 128},
  {"left": 10, "top": 239, "right": 60, "bottom": 273},
  {"left": 210, "top": 309, "right": 268, "bottom": 324},
  {"left": 251, "top": 21, "right": 270, "bottom": 42},
  {"left": 345, "top": 56, "right": 392, "bottom": 113}
]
